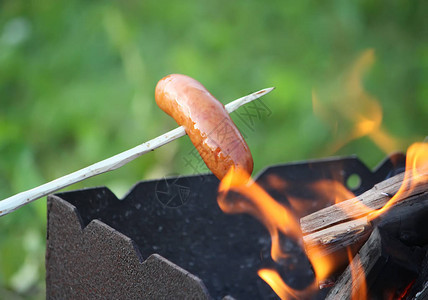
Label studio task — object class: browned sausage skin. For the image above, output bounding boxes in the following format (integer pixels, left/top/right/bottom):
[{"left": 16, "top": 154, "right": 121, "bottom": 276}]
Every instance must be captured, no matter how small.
[{"left": 155, "top": 74, "right": 253, "bottom": 180}]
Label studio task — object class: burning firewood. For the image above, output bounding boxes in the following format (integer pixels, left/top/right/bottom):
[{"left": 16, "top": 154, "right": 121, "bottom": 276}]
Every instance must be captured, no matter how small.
[
  {"left": 301, "top": 178, "right": 428, "bottom": 276},
  {"left": 300, "top": 175, "right": 428, "bottom": 256},
  {"left": 300, "top": 142, "right": 428, "bottom": 296},
  {"left": 325, "top": 227, "right": 424, "bottom": 299},
  {"left": 300, "top": 171, "right": 428, "bottom": 235}
]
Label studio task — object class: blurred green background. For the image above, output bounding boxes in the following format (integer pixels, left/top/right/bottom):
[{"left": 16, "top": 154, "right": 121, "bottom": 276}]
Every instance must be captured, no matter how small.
[{"left": 0, "top": 0, "right": 426, "bottom": 298}]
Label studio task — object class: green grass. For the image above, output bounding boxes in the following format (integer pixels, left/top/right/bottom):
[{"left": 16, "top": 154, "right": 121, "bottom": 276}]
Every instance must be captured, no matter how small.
[{"left": 0, "top": 0, "right": 426, "bottom": 298}]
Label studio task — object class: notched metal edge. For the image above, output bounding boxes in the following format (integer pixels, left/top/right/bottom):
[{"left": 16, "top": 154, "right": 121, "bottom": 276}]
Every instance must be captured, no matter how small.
[{"left": 47, "top": 194, "right": 212, "bottom": 298}]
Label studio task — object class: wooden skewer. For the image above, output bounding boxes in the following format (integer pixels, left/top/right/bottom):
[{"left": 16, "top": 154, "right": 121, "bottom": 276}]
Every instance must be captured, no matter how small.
[{"left": 0, "top": 87, "right": 274, "bottom": 217}]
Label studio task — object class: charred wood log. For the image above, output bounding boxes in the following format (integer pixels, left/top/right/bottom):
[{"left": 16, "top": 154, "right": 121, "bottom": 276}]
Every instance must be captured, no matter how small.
[
  {"left": 405, "top": 250, "right": 428, "bottom": 300},
  {"left": 326, "top": 228, "right": 425, "bottom": 300}
]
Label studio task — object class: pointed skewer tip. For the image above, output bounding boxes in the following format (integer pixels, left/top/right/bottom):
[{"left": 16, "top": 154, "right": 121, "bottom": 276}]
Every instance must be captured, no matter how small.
[{"left": 256, "top": 87, "right": 275, "bottom": 95}]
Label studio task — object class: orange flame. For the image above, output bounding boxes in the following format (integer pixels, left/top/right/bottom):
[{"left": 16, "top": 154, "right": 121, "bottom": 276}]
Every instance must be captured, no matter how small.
[
  {"left": 217, "top": 49, "right": 427, "bottom": 297},
  {"left": 257, "top": 269, "right": 302, "bottom": 300},
  {"left": 311, "top": 179, "right": 356, "bottom": 205},
  {"left": 347, "top": 248, "right": 367, "bottom": 300},
  {"left": 331, "top": 142, "right": 428, "bottom": 221},
  {"left": 368, "top": 142, "right": 428, "bottom": 220},
  {"left": 216, "top": 141, "right": 427, "bottom": 299},
  {"left": 307, "top": 245, "right": 340, "bottom": 282},
  {"left": 218, "top": 167, "right": 301, "bottom": 261},
  {"left": 312, "top": 49, "right": 405, "bottom": 155},
  {"left": 218, "top": 167, "right": 340, "bottom": 298}
]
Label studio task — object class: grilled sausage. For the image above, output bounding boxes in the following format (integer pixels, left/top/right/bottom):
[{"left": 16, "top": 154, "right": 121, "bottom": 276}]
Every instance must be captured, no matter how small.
[{"left": 155, "top": 74, "right": 253, "bottom": 180}]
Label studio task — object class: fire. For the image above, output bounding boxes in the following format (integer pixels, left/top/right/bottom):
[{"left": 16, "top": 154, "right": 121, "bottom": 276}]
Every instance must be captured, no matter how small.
[
  {"left": 368, "top": 142, "right": 428, "bottom": 220},
  {"left": 218, "top": 167, "right": 336, "bottom": 299},
  {"left": 218, "top": 167, "right": 301, "bottom": 261},
  {"left": 347, "top": 248, "right": 367, "bottom": 300},
  {"left": 311, "top": 179, "right": 356, "bottom": 205},
  {"left": 331, "top": 142, "right": 428, "bottom": 221},
  {"left": 257, "top": 269, "right": 302, "bottom": 299},
  {"left": 264, "top": 174, "right": 356, "bottom": 215},
  {"left": 312, "top": 49, "right": 404, "bottom": 155},
  {"left": 215, "top": 49, "right": 427, "bottom": 299},
  {"left": 216, "top": 141, "right": 427, "bottom": 299}
]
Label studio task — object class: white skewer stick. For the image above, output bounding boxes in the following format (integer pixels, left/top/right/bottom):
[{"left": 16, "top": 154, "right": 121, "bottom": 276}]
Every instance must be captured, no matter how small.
[{"left": 0, "top": 87, "right": 274, "bottom": 217}]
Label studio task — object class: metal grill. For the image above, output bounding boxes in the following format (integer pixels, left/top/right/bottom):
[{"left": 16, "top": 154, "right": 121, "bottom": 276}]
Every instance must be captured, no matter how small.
[{"left": 46, "top": 154, "right": 405, "bottom": 299}]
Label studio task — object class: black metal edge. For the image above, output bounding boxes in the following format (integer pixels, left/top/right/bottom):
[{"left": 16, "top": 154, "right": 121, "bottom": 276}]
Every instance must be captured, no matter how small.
[
  {"left": 253, "top": 155, "right": 362, "bottom": 180},
  {"left": 57, "top": 155, "right": 368, "bottom": 200},
  {"left": 121, "top": 172, "right": 216, "bottom": 200},
  {"left": 46, "top": 194, "right": 212, "bottom": 299}
]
